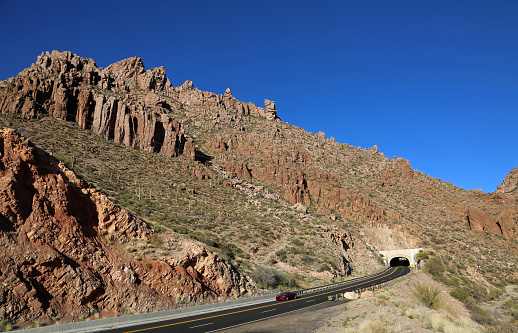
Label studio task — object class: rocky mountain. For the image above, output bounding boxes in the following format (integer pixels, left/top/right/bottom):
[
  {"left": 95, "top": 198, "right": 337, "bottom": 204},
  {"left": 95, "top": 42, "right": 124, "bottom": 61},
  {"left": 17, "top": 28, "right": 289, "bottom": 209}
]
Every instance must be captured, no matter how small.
[{"left": 0, "top": 50, "right": 517, "bottom": 328}]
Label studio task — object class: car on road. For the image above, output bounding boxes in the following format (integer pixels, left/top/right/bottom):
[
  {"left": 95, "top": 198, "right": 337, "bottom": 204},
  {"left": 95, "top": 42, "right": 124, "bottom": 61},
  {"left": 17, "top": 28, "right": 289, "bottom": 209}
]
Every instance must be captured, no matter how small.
[{"left": 276, "top": 291, "right": 297, "bottom": 301}]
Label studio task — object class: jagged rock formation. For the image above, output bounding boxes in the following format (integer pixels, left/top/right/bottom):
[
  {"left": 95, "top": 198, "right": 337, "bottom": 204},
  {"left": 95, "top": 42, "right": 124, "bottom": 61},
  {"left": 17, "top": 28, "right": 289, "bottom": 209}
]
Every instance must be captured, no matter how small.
[
  {"left": 0, "top": 51, "right": 279, "bottom": 162},
  {"left": 211, "top": 133, "right": 400, "bottom": 224},
  {"left": 0, "top": 51, "right": 193, "bottom": 159},
  {"left": 0, "top": 127, "right": 249, "bottom": 323},
  {"left": 496, "top": 167, "right": 518, "bottom": 194}
]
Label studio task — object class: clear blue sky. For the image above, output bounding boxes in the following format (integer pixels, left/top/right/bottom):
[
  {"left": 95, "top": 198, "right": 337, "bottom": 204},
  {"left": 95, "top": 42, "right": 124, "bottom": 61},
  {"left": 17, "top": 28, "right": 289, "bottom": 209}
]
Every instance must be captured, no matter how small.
[{"left": 1, "top": 0, "right": 517, "bottom": 192}]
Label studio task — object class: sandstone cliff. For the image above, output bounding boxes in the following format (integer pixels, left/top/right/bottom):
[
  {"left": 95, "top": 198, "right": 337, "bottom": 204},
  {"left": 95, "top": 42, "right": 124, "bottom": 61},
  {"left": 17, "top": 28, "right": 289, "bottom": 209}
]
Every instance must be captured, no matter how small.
[{"left": 0, "top": 127, "right": 249, "bottom": 324}]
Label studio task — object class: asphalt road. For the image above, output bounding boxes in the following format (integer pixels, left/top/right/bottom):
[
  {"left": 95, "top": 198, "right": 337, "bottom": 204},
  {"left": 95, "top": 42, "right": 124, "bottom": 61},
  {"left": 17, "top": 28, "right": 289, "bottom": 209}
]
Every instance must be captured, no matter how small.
[{"left": 105, "top": 266, "right": 410, "bottom": 333}]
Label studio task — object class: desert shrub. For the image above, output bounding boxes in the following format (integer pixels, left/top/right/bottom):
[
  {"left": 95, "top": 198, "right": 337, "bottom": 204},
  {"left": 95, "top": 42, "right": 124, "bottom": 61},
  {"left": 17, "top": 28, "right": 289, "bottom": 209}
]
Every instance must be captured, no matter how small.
[
  {"left": 291, "top": 237, "right": 304, "bottom": 246},
  {"left": 468, "top": 283, "right": 488, "bottom": 302},
  {"left": 326, "top": 259, "right": 338, "bottom": 270},
  {"left": 450, "top": 287, "right": 471, "bottom": 303},
  {"left": 149, "top": 234, "right": 163, "bottom": 248},
  {"left": 484, "top": 323, "right": 518, "bottom": 333},
  {"left": 172, "top": 225, "right": 189, "bottom": 234},
  {"left": 404, "top": 307, "right": 419, "bottom": 319},
  {"left": 503, "top": 300, "right": 518, "bottom": 311},
  {"left": 125, "top": 246, "right": 136, "bottom": 253},
  {"left": 275, "top": 249, "right": 287, "bottom": 262},
  {"left": 288, "top": 246, "right": 306, "bottom": 255},
  {"left": 486, "top": 288, "right": 504, "bottom": 301},
  {"left": 357, "top": 319, "right": 388, "bottom": 333},
  {"left": 219, "top": 241, "right": 239, "bottom": 258},
  {"left": 439, "top": 276, "right": 460, "bottom": 287},
  {"left": 55, "top": 153, "right": 76, "bottom": 169},
  {"left": 424, "top": 257, "right": 445, "bottom": 277},
  {"left": 300, "top": 254, "right": 312, "bottom": 264},
  {"left": 250, "top": 266, "right": 284, "bottom": 288},
  {"left": 249, "top": 266, "right": 297, "bottom": 289},
  {"left": 0, "top": 319, "right": 12, "bottom": 332},
  {"left": 317, "top": 263, "right": 330, "bottom": 272},
  {"left": 466, "top": 303, "right": 493, "bottom": 325},
  {"left": 414, "top": 284, "right": 441, "bottom": 310},
  {"left": 416, "top": 250, "right": 429, "bottom": 261}
]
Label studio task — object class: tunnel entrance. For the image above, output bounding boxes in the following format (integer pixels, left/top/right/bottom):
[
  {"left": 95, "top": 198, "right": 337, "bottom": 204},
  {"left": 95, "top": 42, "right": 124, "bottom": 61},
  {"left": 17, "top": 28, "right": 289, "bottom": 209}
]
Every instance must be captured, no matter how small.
[{"left": 389, "top": 257, "right": 410, "bottom": 267}]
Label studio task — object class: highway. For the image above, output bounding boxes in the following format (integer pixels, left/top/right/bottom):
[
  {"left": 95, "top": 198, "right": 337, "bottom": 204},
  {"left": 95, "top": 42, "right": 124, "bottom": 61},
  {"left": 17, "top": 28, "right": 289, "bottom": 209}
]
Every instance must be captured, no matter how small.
[{"left": 105, "top": 266, "right": 410, "bottom": 333}]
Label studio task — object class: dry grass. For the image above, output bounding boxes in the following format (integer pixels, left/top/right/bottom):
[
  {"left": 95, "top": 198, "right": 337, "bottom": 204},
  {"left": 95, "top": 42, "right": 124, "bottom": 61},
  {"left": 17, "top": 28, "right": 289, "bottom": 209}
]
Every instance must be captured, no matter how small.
[{"left": 316, "top": 272, "right": 484, "bottom": 333}]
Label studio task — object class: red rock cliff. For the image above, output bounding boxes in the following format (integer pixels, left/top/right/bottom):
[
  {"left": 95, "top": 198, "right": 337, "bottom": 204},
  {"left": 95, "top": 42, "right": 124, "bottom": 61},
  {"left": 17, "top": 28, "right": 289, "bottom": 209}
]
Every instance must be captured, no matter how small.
[{"left": 0, "top": 127, "right": 249, "bottom": 324}]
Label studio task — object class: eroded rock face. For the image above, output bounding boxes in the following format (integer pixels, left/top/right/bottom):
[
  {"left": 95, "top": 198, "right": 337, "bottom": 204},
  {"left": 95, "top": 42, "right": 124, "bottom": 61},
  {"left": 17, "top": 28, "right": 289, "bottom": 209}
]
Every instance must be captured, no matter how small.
[
  {"left": 0, "top": 127, "right": 249, "bottom": 324},
  {"left": 0, "top": 51, "right": 283, "bottom": 162},
  {"left": 466, "top": 207, "right": 507, "bottom": 237},
  {"left": 0, "top": 51, "right": 193, "bottom": 158},
  {"left": 327, "top": 231, "right": 355, "bottom": 276},
  {"left": 496, "top": 167, "right": 518, "bottom": 194}
]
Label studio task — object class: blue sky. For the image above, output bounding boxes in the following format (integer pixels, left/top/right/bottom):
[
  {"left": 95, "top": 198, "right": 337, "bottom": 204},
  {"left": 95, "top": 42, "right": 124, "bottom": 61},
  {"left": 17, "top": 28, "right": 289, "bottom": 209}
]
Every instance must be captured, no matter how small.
[{"left": 1, "top": 0, "right": 517, "bottom": 192}]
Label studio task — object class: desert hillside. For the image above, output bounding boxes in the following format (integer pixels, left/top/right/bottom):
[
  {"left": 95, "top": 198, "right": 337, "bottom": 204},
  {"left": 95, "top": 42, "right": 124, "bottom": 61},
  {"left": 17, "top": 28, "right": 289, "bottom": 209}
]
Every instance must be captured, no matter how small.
[{"left": 0, "top": 51, "right": 517, "bottom": 329}]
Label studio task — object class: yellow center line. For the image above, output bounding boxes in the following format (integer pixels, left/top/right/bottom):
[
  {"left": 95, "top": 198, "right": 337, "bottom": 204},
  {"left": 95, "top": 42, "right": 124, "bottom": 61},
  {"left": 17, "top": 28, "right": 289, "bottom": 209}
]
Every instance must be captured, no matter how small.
[{"left": 124, "top": 267, "right": 399, "bottom": 333}]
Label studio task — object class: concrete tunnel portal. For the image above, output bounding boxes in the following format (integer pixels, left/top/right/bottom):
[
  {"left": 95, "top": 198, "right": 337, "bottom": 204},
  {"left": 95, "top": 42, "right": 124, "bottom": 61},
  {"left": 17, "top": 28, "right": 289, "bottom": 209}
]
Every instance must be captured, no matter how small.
[{"left": 379, "top": 249, "right": 422, "bottom": 268}]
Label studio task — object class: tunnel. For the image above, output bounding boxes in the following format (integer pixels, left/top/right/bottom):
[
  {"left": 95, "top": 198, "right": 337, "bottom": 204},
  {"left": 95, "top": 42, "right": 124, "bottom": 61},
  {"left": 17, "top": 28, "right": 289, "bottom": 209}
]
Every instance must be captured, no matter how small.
[{"left": 389, "top": 256, "right": 410, "bottom": 267}]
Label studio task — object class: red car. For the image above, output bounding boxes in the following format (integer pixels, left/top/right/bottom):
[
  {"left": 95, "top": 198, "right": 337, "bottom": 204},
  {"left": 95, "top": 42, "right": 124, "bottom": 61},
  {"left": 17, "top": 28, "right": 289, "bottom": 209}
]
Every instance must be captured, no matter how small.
[{"left": 276, "top": 292, "right": 297, "bottom": 301}]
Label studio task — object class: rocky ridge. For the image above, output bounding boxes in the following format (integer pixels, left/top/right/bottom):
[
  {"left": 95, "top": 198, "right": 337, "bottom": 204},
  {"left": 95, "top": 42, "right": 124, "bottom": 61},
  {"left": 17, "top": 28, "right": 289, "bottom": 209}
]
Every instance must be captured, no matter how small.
[
  {"left": 496, "top": 167, "right": 518, "bottom": 194},
  {"left": 0, "top": 51, "right": 278, "bottom": 163}
]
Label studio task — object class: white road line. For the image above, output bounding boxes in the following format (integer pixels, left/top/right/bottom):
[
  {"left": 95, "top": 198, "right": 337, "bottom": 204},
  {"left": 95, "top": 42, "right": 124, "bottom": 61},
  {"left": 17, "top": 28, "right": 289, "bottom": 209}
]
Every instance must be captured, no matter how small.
[
  {"left": 262, "top": 308, "right": 276, "bottom": 313},
  {"left": 189, "top": 322, "right": 213, "bottom": 329},
  {"left": 205, "top": 302, "right": 327, "bottom": 333},
  {"left": 306, "top": 299, "right": 316, "bottom": 303}
]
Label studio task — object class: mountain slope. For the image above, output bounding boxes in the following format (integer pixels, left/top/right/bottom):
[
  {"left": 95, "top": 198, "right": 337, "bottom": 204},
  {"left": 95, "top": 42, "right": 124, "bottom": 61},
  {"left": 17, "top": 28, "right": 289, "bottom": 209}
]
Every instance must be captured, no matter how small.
[
  {"left": 0, "top": 50, "right": 517, "bottom": 328},
  {"left": 0, "top": 127, "right": 248, "bottom": 325}
]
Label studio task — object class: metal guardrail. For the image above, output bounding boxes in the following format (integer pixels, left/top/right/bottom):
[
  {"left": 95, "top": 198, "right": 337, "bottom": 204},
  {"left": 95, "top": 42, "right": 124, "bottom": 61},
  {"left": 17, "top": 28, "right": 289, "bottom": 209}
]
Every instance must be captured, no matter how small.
[
  {"left": 326, "top": 268, "right": 408, "bottom": 301},
  {"left": 294, "top": 267, "right": 390, "bottom": 296}
]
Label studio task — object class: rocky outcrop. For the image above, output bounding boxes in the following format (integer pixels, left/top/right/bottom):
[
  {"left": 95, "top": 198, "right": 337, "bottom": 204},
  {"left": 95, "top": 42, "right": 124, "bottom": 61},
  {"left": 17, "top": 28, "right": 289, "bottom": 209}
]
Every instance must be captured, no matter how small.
[
  {"left": 174, "top": 83, "right": 279, "bottom": 121},
  {"left": 495, "top": 167, "right": 518, "bottom": 194},
  {"left": 0, "top": 127, "right": 249, "bottom": 324},
  {"left": 327, "top": 231, "right": 355, "bottom": 276},
  {"left": 466, "top": 207, "right": 506, "bottom": 237},
  {"left": 0, "top": 51, "right": 194, "bottom": 159},
  {"left": 0, "top": 51, "right": 283, "bottom": 161},
  {"left": 264, "top": 99, "right": 277, "bottom": 121},
  {"left": 214, "top": 133, "right": 399, "bottom": 224}
]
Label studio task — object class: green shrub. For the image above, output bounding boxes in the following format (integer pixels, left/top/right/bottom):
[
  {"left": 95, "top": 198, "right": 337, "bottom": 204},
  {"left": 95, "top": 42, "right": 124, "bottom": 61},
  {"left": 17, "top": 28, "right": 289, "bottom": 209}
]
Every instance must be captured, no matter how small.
[
  {"left": 300, "top": 255, "right": 312, "bottom": 264},
  {"left": 250, "top": 266, "right": 284, "bottom": 288},
  {"left": 416, "top": 251, "right": 429, "bottom": 261},
  {"left": 438, "top": 276, "right": 459, "bottom": 287},
  {"left": 413, "top": 284, "right": 441, "bottom": 310},
  {"left": 317, "top": 263, "right": 330, "bottom": 272},
  {"left": 450, "top": 287, "right": 471, "bottom": 303},
  {"left": 291, "top": 238, "right": 304, "bottom": 246},
  {"left": 249, "top": 266, "right": 297, "bottom": 289},
  {"left": 467, "top": 303, "right": 494, "bottom": 325},
  {"left": 424, "top": 257, "right": 445, "bottom": 277},
  {"left": 275, "top": 249, "right": 287, "bottom": 262}
]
